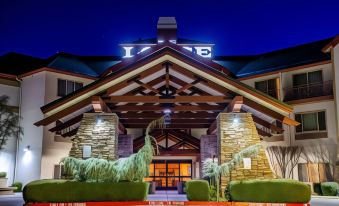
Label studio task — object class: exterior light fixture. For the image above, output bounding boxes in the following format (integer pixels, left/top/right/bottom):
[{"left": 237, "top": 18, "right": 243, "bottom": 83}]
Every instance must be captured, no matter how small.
[
  {"left": 163, "top": 109, "right": 171, "bottom": 125},
  {"left": 23, "top": 145, "right": 30, "bottom": 152},
  {"left": 96, "top": 116, "right": 102, "bottom": 125},
  {"left": 243, "top": 158, "right": 251, "bottom": 170},
  {"left": 233, "top": 118, "right": 239, "bottom": 123}
]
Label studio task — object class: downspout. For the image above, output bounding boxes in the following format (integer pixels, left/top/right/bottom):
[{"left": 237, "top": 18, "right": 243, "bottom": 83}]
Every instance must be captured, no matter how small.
[{"left": 13, "top": 76, "right": 22, "bottom": 183}]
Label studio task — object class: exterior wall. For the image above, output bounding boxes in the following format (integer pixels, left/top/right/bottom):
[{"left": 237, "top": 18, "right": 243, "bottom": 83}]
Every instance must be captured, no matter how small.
[
  {"left": 241, "top": 62, "right": 338, "bottom": 182},
  {"left": 16, "top": 72, "right": 46, "bottom": 186},
  {"left": 331, "top": 44, "right": 339, "bottom": 181},
  {"left": 218, "top": 113, "right": 273, "bottom": 191},
  {"left": 0, "top": 79, "right": 20, "bottom": 185},
  {"left": 40, "top": 71, "right": 94, "bottom": 179},
  {"left": 69, "top": 113, "right": 119, "bottom": 160}
]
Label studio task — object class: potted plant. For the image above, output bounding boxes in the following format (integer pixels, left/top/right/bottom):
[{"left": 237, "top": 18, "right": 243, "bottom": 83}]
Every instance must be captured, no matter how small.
[{"left": 0, "top": 172, "right": 7, "bottom": 188}]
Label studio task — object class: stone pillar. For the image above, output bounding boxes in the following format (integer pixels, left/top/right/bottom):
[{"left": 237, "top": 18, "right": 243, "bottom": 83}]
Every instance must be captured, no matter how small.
[
  {"left": 200, "top": 135, "right": 217, "bottom": 176},
  {"left": 69, "top": 113, "right": 119, "bottom": 160},
  {"left": 118, "top": 134, "right": 133, "bottom": 158},
  {"left": 218, "top": 113, "right": 273, "bottom": 190}
]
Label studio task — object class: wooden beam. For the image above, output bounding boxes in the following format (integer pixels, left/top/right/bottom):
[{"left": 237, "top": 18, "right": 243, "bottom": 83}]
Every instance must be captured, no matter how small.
[
  {"left": 125, "top": 124, "right": 210, "bottom": 128},
  {"left": 133, "top": 79, "right": 160, "bottom": 94},
  {"left": 207, "top": 120, "right": 217, "bottom": 135},
  {"left": 110, "top": 105, "right": 225, "bottom": 112},
  {"left": 226, "top": 96, "right": 243, "bottom": 112},
  {"left": 120, "top": 118, "right": 213, "bottom": 124},
  {"left": 158, "top": 148, "right": 200, "bottom": 156},
  {"left": 256, "top": 127, "right": 272, "bottom": 137},
  {"left": 165, "top": 63, "right": 170, "bottom": 95},
  {"left": 49, "top": 114, "right": 83, "bottom": 132},
  {"left": 35, "top": 98, "right": 91, "bottom": 126},
  {"left": 118, "top": 112, "right": 218, "bottom": 119},
  {"left": 175, "top": 78, "right": 203, "bottom": 94},
  {"left": 243, "top": 97, "right": 299, "bottom": 126},
  {"left": 250, "top": 113, "right": 284, "bottom": 134},
  {"left": 61, "top": 128, "right": 78, "bottom": 137},
  {"left": 105, "top": 95, "right": 230, "bottom": 103},
  {"left": 92, "top": 96, "right": 112, "bottom": 113}
]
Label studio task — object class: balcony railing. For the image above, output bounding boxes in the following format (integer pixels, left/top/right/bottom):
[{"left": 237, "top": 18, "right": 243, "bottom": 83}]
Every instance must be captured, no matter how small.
[{"left": 284, "top": 80, "right": 333, "bottom": 102}]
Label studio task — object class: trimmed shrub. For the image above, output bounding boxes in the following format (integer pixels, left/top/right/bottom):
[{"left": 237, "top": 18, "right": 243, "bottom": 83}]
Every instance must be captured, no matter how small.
[
  {"left": 0, "top": 172, "right": 7, "bottom": 178},
  {"left": 229, "top": 179, "right": 311, "bottom": 203},
  {"left": 23, "top": 179, "right": 149, "bottom": 203},
  {"left": 11, "top": 182, "right": 23, "bottom": 192},
  {"left": 186, "top": 180, "right": 210, "bottom": 201},
  {"left": 321, "top": 182, "right": 339, "bottom": 196}
]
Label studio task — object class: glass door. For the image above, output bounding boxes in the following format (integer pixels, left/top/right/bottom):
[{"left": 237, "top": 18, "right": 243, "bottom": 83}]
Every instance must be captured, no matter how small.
[{"left": 147, "top": 160, "right": 192, "bottom": 190}]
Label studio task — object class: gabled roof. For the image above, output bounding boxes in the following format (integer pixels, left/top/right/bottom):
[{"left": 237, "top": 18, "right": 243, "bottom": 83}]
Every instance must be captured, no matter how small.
[
  {"left": 214, "top": 37, "right": 334, "bottom": 78},
  {"left": 37, "top": 43, "right": 293, "bottom": 122},
  {"left": 0, "top": 52, "right": 121, "bottom": 79}
]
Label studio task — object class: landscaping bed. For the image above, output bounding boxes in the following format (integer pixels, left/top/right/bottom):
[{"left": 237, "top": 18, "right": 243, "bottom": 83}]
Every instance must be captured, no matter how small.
[{"left": 23, "top": 179, "right": 149, "bottom": 203}]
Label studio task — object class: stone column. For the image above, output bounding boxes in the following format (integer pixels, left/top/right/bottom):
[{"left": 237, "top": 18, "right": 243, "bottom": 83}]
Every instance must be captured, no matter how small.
[
  {"left": 217, "top": 113, "right": 273, "bottom": 190},
  {"left": 200, "top": 135, "right": 217, "bottom": 176},
  {"left": 118, "top": 134, "right": 134, "bottom": 158},
  {"left": 69, "top": 113, "right": 119, "bottom": 160}
]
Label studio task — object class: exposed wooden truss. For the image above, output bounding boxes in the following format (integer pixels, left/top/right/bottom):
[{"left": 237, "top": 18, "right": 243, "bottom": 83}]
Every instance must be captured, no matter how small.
[{"left": 133, "top": 129, "right": 200, "bottom": 156}]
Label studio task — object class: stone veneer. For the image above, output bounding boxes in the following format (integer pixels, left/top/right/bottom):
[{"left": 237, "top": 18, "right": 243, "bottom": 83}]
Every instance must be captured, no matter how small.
[
  {"left": 200, "top": 135, "right": 218, "bottom": 176},
  {"left": 217, "top": 112, "right": 273, "bottom": 190},
  {"left": 118, "top": 134, "right": 133, "bottom": 158},
  {"left": 69, "top": 113, "right": 119, "bottom": 160}
]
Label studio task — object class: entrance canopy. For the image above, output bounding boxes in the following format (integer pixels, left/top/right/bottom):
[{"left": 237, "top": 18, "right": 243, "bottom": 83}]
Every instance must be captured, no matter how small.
[{"left": 35, "top": 43, "right": 298, "bottom": 137}]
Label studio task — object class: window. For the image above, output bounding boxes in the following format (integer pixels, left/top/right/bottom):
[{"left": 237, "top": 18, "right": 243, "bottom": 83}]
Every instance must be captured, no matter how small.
[
  {"left": 295, "top": 111, "right": 326, "bottom": 133},
  {"left": 57, "top": 79, "right": 83, "bottom": 97},
  {"left": 255, "top": 79, "right": 278, "bottom": 98},
  {"left": 293, "top": 71, "right": 322, "bottom": 87}
]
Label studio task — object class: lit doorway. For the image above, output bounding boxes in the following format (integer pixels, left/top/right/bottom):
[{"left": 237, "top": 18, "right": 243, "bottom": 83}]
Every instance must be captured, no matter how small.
[{"left": 148, "top": 160, "right": 192, "bottom": 190}]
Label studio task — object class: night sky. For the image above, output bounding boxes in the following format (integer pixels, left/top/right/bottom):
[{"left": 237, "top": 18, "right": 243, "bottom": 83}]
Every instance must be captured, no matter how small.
[{"left": 1, "top": 0, "right": 339, "bottom": 58}]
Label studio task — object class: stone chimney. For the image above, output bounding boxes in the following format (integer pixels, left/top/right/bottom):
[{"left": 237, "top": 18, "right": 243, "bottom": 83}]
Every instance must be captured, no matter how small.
[{"left": 157, "top": 17, "right": 177, "bottom": 43}]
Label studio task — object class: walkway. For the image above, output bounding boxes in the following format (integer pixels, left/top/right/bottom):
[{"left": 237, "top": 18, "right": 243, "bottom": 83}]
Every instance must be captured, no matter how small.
[{"left": 147, "top": 190, "right": 187, "bottom": 201}]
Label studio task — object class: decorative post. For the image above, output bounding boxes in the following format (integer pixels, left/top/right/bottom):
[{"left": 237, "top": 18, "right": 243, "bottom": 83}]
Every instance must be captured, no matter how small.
[
  {"left": 217, "top": 112, "right": 274, "bottom": 191},
  {"left": 69, "top": 113, "right": 119, "bottom": 160}
]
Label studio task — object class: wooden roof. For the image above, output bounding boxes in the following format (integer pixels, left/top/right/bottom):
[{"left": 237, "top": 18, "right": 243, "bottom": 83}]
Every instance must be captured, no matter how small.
[{"left": 35, "top": 43, "right": 298, "bottom": 137}]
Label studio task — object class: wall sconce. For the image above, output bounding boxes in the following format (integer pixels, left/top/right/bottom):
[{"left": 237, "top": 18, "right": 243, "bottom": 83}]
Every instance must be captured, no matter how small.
[
  {"left": 233, "top": 114, "right": 239, "bottom": 123},
  {"left": 96, "top": 116, "right": 102, "bottom": 125},
  {"left": 23, "top": 145, "right": 30, "bottom": 152},
  {"left": 243, "top": 158, "right": 251, "bottom": 170},
  {"left": 83, "top": 145, "right": 92, "bottom": 159}
]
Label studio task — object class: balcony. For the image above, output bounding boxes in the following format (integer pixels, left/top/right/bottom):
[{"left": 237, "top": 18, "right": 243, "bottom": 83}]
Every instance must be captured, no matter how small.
[{"left": 284, "top": 80, "right": 333, "bottom": 102}]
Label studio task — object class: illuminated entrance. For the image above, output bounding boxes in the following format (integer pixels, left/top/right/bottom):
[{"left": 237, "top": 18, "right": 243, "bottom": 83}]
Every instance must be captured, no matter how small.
[{"left": 147, "top": 160, "right": 192, "bottom": 190}]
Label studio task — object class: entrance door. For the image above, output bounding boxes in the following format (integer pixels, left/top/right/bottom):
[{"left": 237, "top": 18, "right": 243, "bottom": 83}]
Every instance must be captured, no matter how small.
[{"left": 148, "top": 160, "right": 192, "bottom": 190}]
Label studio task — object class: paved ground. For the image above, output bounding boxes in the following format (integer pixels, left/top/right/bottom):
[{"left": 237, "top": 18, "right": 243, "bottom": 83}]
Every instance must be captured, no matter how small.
[{"left": 1, "top": 192, "right": 339, "bottom": 206}]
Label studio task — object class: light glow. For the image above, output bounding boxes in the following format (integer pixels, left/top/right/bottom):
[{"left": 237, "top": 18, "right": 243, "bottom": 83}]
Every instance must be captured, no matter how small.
[
  {"left": 137, "top": 47, "right": 151, "bottom": 54},
  {"left": 243, "top": 158, "right": 251, "bottom": 170}
]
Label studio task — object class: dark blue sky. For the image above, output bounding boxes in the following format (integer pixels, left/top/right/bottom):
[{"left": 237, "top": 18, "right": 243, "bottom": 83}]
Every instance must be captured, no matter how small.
[{"left": 1, "top": 0, "right": 339, "bottom": 58}]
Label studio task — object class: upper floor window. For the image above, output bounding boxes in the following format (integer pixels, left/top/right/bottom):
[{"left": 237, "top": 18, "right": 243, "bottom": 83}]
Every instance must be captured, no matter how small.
[
  {"left": 57, "top": 79, "right": 83, "bottom": 97},
  {"left": 293, "top": 70, "right": 322, "bottom": 87},
  {"left": 255, "top": 78, "right": 278, "bottom": 98},
  {"left": 295, "top": 111, "right": 326, "bottom": 133}
]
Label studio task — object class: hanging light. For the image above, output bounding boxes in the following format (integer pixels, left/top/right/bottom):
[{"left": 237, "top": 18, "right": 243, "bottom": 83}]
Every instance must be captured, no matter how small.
[{"left": 163, "top": 109, "right": 171, "bottom": 125}]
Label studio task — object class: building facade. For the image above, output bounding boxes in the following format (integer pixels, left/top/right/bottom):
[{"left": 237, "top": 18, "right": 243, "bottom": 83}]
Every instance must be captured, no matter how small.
[{"left": 0, "top": 17, "right": 339, "bottom": 188}]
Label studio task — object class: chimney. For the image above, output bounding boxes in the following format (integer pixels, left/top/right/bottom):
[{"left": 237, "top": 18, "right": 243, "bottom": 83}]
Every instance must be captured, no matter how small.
[{"left": 157, "top": 17, "right": 177, "bottom": 43}]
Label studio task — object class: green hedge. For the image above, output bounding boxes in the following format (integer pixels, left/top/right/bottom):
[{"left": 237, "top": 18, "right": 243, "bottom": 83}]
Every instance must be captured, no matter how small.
[
  {"left": 321, "top": 182, "right": 339, "bottom": 196},
  {"left": 228, "top": 179, "right": 311, "bottom": 203},
  {"left": 0, "top": 172, "right": 6, "bottom": 178},
  {"left": 11, "top": 182, "right": 23, "bottom": 192},
  {"left": 23, "top": 179, "right": 149, "bottom": 203},
  {"left": 186, "top": 180, "right": 210, "bottom": 201}
]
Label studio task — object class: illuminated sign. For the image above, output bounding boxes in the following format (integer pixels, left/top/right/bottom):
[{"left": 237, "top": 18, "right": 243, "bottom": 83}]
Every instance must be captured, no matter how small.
[{"left": 123, "top": 46, "right": 212, "bottom": 58}]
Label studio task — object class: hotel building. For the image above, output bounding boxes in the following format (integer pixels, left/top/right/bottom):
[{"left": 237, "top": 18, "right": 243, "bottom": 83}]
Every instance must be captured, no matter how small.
[{"left": 0, "top": 17, "right": 339, "bottom": 190}]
